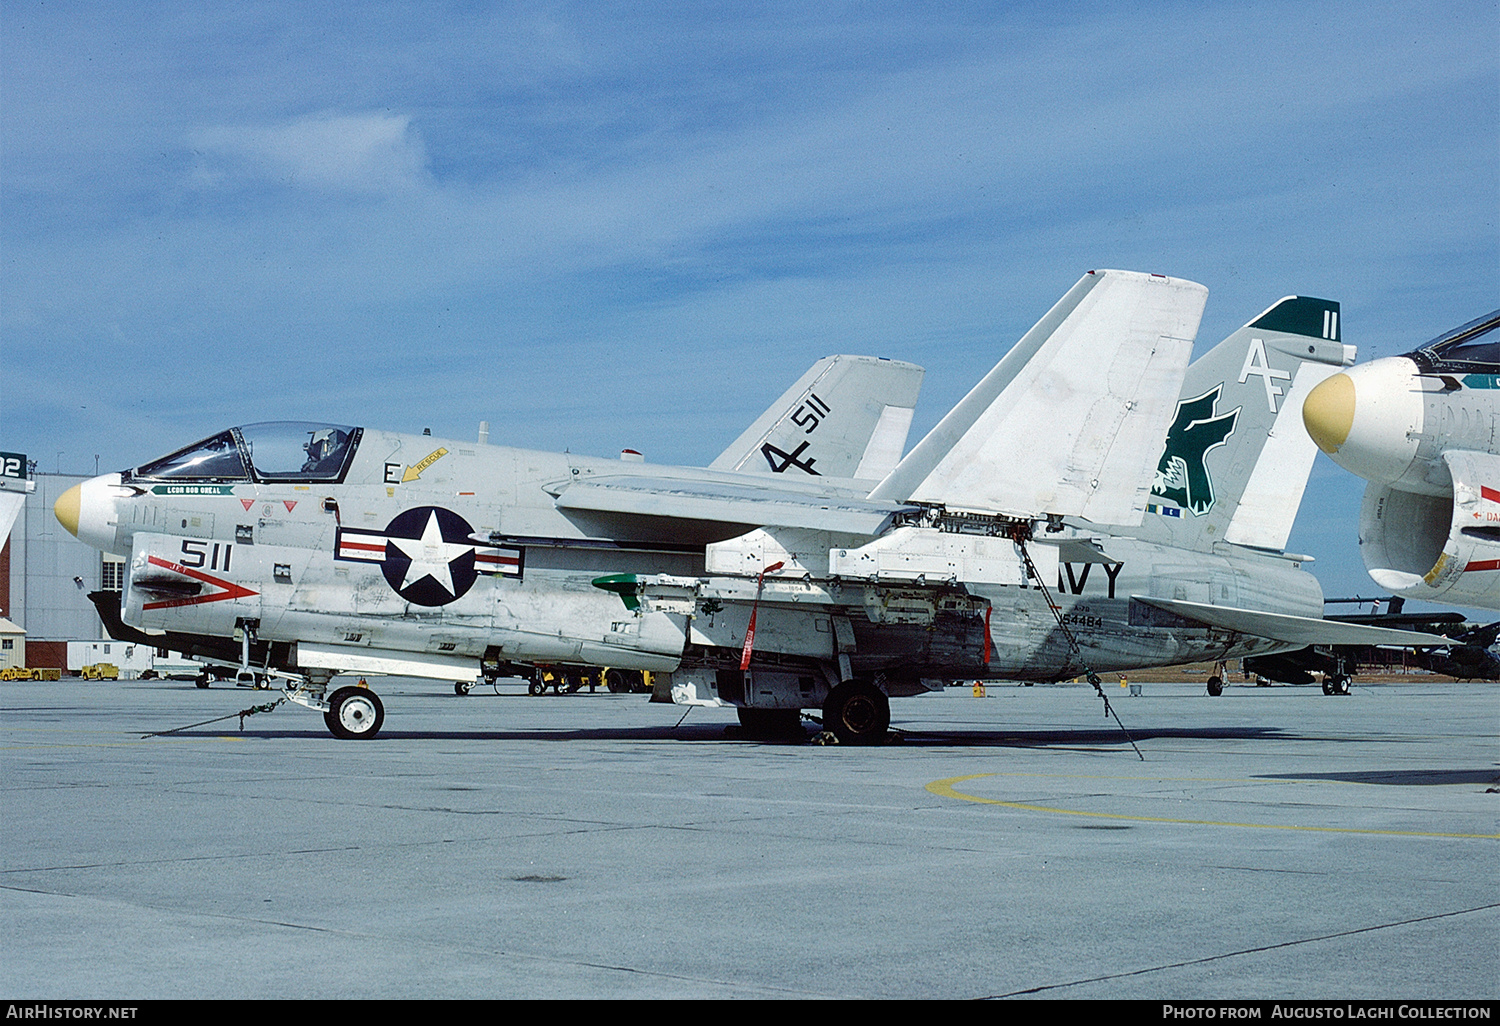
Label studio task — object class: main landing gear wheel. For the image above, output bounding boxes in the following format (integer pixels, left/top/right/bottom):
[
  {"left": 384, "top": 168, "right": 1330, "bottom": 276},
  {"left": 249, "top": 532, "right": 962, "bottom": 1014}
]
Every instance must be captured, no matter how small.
[
  {"left": 1206, "top": 675, "right": 1224, "bottom": 697},
  {"left": 527, "top": 679, "right": 546, "bottom": 696},
  {"left": 324, "top": 686, "right": 385, "bottom": 740},
  {"left": 822, "top": 681, "right": 890, "bottom": 745},
  {"left": 1322, "top": 675, "right": 1351, "bottom": 696},
  {"left": 454, "top": 680, "right": 474, "bottom": 696}
]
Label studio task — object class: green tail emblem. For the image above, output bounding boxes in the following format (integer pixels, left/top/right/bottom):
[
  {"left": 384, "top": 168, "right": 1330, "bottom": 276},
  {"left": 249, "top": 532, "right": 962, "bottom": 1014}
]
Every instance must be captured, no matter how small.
[{"left": 1152, "top": 386, "right": 1239, "bottom": 516}]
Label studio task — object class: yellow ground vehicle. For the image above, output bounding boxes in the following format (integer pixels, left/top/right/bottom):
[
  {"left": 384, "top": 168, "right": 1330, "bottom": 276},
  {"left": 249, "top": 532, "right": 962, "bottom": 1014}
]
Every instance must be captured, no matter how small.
[
  {"left": 79, "top": 663, "right": 120, "bottom": 680},
  {"left": 523, "top": 666, "right": 651, "bottom": 696},
  {"left": 452, "top": 666, "right": 650, "bottom": 695},
  {"left": 0, "top": 667, "right": 63, "bottom": 681}
]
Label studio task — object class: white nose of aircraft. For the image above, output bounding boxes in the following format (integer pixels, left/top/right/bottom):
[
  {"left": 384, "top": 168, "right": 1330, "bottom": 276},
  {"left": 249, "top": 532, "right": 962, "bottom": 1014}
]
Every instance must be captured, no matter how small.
[
  {"left": 1302, "top": 357, "right": 1425, "bottom": 485},
  {"left": 54, "top": 473, "right": 126, "bottom": 554}
]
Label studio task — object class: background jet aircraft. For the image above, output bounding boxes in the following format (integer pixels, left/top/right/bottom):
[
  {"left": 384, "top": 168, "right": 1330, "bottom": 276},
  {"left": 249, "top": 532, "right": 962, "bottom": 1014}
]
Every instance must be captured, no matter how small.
[
  {"left": 1244, "top": 597, "right": 1500, "bottom": 692},
  {"left": 56, "top": 269, "right": 1443, "bottom": 742},
  {"left": 1302, "top": 311, "right": 1500, "bottom": 610}
]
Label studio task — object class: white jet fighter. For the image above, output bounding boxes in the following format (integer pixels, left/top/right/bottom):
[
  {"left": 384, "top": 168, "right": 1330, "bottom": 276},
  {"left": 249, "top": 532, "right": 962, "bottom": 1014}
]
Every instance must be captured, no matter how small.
[
  {"left": 56, "top": 269, "right": 1444, "bottom": 741},
  {"left": 1302, "top": 310, "right": 1500, "bottom": 611}
]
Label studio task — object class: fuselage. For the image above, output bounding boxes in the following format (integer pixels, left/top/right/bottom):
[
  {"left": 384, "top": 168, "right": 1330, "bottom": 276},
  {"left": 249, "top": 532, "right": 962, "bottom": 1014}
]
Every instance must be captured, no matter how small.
[{"left": 58, "top": 421, "right": 1324, "bottom": 688}]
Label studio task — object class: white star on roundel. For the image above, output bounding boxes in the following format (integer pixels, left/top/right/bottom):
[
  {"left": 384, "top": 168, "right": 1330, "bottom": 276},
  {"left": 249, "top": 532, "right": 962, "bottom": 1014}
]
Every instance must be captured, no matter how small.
[{"left": 387, "top": 510, "right": 475, "bottom": 597}]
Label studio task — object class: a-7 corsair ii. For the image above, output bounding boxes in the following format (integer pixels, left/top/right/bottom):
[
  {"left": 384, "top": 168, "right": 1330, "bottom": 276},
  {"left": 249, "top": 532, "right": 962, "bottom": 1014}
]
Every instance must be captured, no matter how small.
[
  {"left": 1303, "top": 310, "right": 1500, "bottom": 611},
  {"left": 57, "top": 269, "right": 1444, "bottom": 742}
]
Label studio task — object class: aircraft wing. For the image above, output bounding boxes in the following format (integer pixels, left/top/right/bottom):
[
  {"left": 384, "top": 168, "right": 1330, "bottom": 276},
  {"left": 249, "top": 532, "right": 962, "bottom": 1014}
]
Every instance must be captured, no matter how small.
[
  {"left": 553, "top": 475, "right": 910, "bottom": 534},
  {"left": 1133, "top": 596, "right": 1452, "bottom": 647},
  {"left": 870, "top": 269, "right": 1205, "bottom": 526}
]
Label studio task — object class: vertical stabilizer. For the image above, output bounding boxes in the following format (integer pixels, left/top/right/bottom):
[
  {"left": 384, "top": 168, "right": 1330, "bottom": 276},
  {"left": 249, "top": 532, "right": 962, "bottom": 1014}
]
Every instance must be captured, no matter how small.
[
  {"left": 0, "top": 491, "right": 24, "bottom": 547},
  {"left": 1141, "top": 296, "right": 1354, "bottom": 552},
  {"left": 710, "top": 355, "right": 924, "bottom": 482},
  {"left": 869, "top": 269, "right": 1206, "bottom": 526}
]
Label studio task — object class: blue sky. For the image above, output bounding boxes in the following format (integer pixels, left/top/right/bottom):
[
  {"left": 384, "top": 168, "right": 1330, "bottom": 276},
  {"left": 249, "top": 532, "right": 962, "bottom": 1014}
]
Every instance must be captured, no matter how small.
[{"left": 3, "top": 1, "right": 1497, "bottom": 610}]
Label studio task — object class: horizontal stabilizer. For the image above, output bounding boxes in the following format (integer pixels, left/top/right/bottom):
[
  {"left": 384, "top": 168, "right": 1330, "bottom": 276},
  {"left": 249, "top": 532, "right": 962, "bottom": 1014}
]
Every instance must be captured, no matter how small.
[
  {"left": 870, "top": 269, "right": 1205, "bottom": 525},
  {"left": 1030, "top": 535, "right": 1120, "bottom": 565},
  {"left": 1133, "top": 596, "right": 1451, "bottom": 647}
]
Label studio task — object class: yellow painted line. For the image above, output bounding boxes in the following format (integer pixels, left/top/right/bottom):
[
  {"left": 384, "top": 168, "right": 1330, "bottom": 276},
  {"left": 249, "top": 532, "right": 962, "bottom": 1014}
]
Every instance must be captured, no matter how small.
[
  {"left": 927, "top": 773, "right": 1500, "bottom": 839},
  {"left": 934, "top": 770, "right": 1301, "bottom": 786}
]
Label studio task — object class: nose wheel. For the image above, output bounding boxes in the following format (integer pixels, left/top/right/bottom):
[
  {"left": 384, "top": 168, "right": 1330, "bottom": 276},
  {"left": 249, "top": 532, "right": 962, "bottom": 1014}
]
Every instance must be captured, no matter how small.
[{"left": 324, "top": 685, "right": 385, "bottom": 739}]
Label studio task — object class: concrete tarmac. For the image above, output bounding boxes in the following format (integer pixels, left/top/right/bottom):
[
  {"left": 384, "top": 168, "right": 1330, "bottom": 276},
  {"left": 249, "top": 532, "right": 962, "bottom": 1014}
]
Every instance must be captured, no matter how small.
[{"left": 2, "top": 674, "right": 1496, "bottom": 999}]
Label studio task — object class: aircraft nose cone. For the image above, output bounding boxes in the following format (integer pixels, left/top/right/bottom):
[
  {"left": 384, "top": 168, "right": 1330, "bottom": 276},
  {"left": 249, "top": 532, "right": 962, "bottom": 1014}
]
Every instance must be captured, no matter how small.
[
  {"left": 1302, "top": 372, "right": 1355, "bottom": 454},
  {"left": 55, "top": 473, "right": 127, "bottom": 553},
  {"left": 55, "top": 483, "right": 83, "bottom": 538},
  {"left": 1303, "top": 357, "right": 1424, "bottom": 485}
]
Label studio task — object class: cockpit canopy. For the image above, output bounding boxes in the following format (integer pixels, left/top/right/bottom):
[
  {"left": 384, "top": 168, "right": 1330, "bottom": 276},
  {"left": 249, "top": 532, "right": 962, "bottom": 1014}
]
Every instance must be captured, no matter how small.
[
  {"left": 1407, "top": 310, "right": 1500, "bottom": 375},
  {"left": 130, "top": 422, "right": 362, "bottom": 484}
]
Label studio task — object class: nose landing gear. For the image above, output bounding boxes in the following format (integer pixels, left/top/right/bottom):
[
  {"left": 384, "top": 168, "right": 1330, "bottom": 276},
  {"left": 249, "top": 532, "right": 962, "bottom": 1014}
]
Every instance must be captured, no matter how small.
[
  {"left": 271, "top": 671, "right": 387, "bottom": 740},
  {"left": 323, "top": 685, "right": 385, "bottom": 739},
  {"left": 1205, "top": 660, "right": 1228, "bottom": 697}
]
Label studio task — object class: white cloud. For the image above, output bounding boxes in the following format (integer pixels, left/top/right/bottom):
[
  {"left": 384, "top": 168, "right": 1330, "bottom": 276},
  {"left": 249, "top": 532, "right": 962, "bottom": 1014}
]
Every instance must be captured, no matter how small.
[{"left": 189, "top": 111, "right": 430, "bottom": 193}]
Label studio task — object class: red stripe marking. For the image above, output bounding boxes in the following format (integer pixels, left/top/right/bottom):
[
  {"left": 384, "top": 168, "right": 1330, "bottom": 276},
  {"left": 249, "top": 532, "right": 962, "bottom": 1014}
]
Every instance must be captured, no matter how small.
[
  {"left": 340, "top": 540, "right": 387, "bottom": 553},
  {"left": 1482, "top": 486, "right": 1500, "bottom": 504},
  {"left": 1463, "top": 559, "right": 1500, "bottom": 573},
  {"left": 141, "top": 556, "right": 258, "bottom": 610}
]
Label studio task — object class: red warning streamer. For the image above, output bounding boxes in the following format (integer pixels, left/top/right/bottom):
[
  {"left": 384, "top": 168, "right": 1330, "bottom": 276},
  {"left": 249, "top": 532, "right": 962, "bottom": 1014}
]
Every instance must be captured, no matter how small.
[
  {"left": 984, "top": 604, "right": 993, "bottom": 665},
  {"left": 739, "top": 561, "right": 786, "bottom": 671}
]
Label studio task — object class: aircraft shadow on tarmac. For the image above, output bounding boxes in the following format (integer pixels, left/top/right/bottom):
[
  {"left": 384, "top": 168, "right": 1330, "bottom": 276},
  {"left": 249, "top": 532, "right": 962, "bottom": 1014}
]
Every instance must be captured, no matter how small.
[
  {"left": 181, "top": 723, "right": 1294, "bottom": 747},
  {"left": 1259, "top": 768, "right": 1500, "bottom": 786}
]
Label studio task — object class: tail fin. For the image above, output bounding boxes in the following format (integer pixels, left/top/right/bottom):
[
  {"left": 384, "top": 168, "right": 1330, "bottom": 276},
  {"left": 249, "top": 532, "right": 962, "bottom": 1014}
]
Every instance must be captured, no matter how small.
[
  {"left": 1142, "top": 296, "right": 1355, "bottom": 552},
  {"left": 869, "top": 269, "right": 1206, "bottom": 526},
  {"left": 709, "top": 355, "right": 924, "bottom": 482}
]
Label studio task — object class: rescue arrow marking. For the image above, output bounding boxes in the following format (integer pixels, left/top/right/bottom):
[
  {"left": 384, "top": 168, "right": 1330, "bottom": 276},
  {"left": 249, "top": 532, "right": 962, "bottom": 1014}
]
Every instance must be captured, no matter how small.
[{"left": 402, "top": 447, "right": 449, "bottom": 483}]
